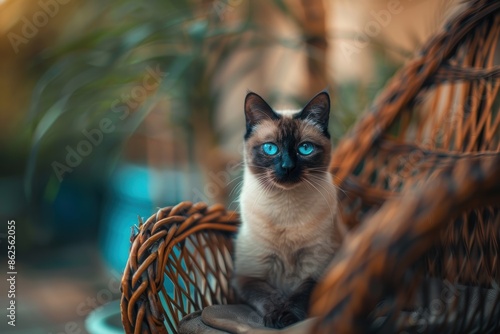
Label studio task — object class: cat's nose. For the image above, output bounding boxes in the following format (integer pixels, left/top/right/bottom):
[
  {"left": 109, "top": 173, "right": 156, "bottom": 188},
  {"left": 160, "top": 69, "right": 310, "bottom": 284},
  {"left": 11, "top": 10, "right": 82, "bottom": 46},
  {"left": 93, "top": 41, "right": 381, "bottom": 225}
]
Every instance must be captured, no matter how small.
[{"left": 281, "top": 156, "right": 295, "bottom": 171}]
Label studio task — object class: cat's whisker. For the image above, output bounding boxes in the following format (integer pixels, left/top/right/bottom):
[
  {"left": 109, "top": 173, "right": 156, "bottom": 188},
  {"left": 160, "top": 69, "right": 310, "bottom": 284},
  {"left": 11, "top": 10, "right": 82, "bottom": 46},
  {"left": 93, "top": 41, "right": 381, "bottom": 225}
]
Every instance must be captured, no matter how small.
[
  {"left": 245, "top": 165, "right": 268, "bottom": 170},
  {"left": 246, "top": 173, "right": 275, "bottom": 212},
  {"left": 302, "top": 177, "right": 336, "bottom": 219},
  {"left": 303, "top": 167, "right": 328, "bottom": 171},
  {"left": 329, "top": 173, "right": 346, "bottom": 184},
  {"left": 228, "top": 179, "right": 244, "bottom": 198},
  {"left": 227, "top": 196, "right": 242, "bottom": 212},
  {"left": 227, "top": 174, "right": 245, "bottom": 186},
  {"left": 308, "top": 173, "right": 349, "bottom": 199},
  {"left": 306, "top": 175, "right": 336, "bottom": 195}
]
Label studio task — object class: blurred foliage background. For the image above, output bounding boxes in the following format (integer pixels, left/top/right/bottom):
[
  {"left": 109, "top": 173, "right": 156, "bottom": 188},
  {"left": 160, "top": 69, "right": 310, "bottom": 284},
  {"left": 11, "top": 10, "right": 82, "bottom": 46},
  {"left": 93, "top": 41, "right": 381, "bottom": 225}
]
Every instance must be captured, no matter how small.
[{"left": 0, "top": 0, "right": 459, "bottom": 332}]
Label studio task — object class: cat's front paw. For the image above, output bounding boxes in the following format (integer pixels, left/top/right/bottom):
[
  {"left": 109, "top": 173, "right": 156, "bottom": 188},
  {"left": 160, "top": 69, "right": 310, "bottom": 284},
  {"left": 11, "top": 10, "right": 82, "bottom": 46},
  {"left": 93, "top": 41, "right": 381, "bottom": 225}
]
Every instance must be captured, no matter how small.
[{"left": 263, "top": 304, "right": 306, "bottom": 329}]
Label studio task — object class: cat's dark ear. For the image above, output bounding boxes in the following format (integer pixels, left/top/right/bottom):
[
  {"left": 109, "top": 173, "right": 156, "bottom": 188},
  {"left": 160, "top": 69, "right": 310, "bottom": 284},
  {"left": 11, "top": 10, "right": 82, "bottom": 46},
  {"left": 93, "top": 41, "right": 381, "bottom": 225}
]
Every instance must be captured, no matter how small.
[
  {"left": 295, "top": 91, "right": 330, "bottom": 136},
  {"left": 244, "top": 92, "right": 280, "bottom": 139}
]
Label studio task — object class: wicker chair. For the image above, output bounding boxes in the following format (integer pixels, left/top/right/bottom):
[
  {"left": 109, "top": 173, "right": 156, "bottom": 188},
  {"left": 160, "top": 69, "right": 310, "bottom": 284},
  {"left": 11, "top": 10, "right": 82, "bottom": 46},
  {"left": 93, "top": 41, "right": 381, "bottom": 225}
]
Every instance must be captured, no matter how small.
[{"left": 121, "top": 0, "right": 500, "bottom": 333}]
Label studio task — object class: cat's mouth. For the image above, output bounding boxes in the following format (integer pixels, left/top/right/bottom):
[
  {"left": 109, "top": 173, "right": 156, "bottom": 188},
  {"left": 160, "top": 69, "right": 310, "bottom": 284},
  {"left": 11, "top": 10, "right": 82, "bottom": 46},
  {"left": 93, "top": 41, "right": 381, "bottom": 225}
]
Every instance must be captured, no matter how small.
[
  {"left": 258, "top": 171, "right": 303, "bottom": 190},
  {"left": 271, "top": 175, "right": 303, "bottom": 190},
  {"left": 272, "top": 181, "right": 301, "bottom": 190}
]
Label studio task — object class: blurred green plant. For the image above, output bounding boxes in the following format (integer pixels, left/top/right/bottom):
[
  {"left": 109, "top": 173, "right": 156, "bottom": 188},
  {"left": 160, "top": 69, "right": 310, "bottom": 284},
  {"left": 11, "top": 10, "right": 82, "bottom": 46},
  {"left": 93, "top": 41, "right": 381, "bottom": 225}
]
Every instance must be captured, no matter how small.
[
  {"left": 25, "top": 0, "right": 284, "bottom": 196},
  {"left": 25, "top": 0, "right": 404, "bottom": 202}
]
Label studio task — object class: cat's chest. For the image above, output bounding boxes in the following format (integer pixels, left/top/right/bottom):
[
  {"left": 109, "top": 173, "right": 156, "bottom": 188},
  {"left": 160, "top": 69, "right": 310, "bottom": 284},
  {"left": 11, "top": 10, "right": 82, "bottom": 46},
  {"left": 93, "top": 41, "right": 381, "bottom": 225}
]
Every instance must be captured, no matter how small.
[
  {"left": 263, "top": 244, "right": 331, "bottom": 291},
  {"left": 243, "top": 190, "right": 331, "bottom": 228},
  {"left": 265, "top": 246, "right": 312, "bottom": 274},
  {"left": 265, "top": 202, "right": 311, "bottom": 225}
]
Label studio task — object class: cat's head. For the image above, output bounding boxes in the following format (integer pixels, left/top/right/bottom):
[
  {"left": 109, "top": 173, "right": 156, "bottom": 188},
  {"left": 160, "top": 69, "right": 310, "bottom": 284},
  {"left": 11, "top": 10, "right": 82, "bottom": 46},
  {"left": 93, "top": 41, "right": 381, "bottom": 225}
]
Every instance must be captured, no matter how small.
[{"left": 243, "top": 91, "right": 332, "bottom": 189}]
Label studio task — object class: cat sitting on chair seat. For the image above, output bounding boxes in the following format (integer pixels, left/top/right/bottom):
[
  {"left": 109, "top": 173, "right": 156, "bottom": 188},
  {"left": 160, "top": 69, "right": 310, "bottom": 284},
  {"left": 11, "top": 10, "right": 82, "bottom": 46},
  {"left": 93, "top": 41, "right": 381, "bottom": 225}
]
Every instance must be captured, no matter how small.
[{"left": 234, "top": 91, "right": 345, "bottom": 329}]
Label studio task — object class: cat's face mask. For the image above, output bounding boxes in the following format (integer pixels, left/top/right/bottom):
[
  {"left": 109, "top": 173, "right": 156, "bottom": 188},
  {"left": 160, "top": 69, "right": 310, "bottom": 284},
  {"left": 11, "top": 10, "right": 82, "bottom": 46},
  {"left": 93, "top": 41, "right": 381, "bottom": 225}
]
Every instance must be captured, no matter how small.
[{"left": 243, "top": 91, "right": 332, "bottom": 189}]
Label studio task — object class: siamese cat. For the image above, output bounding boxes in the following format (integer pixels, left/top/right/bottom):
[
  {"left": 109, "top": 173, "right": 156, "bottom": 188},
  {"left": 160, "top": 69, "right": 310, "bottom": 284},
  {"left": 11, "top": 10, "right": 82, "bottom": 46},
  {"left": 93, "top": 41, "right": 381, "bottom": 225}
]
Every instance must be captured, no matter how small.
[{"left": 234, "top": 91, "right": 345, "bottom": 329}]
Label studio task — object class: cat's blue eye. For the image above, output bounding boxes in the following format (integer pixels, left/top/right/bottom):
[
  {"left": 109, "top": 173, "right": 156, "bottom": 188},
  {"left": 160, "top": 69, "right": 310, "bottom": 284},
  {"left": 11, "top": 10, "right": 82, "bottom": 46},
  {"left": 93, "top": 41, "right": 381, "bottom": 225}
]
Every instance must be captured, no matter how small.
[
  {"left": 262, "top": 143, "right": 278, "bottom": 155},
  {"left": 298, "top": 142, "right": 315, "bottom": 155}
]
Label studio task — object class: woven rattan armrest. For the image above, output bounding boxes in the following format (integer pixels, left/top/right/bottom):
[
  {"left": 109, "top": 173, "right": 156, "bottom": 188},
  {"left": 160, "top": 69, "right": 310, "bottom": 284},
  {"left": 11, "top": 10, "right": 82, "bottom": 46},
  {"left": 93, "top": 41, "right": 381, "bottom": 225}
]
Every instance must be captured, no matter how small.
[
  {"left": 310, "top": 153, "right": 500, "bottom": 333},
  {"left": 120, "top": 202, "right": 239, "bottom": 333}
]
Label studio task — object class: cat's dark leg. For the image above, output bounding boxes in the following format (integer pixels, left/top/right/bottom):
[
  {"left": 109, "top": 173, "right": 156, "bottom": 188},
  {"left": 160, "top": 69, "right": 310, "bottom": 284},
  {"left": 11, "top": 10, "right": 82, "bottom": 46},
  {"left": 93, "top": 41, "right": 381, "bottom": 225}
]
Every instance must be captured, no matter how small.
[
  {"left": 264, "top": 278, "right": 317, "bottom": 329},
  {"left": 233, "top": 276, "right": 286, "bottom": 317}
]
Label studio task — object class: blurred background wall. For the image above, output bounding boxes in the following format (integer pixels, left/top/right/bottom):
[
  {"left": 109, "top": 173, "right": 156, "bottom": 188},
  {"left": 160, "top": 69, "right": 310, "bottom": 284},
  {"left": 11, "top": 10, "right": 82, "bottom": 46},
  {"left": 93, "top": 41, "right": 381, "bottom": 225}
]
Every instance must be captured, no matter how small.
[{"left": 0, "top": 0, "right": 461, "bottom": 333}]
